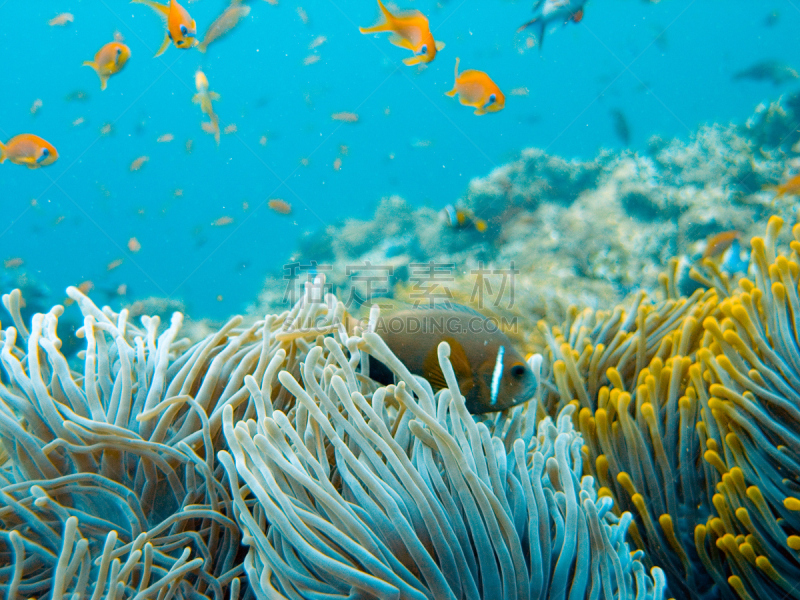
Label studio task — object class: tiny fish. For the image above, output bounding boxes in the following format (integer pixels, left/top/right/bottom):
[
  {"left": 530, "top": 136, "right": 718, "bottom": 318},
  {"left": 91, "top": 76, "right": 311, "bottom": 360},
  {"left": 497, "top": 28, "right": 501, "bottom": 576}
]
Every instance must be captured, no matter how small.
[
  {"left": 186, "top": 139, "right": 194, "bottom": 153},
  {"left": 212, "top": 216, "right": 234, "bottom": 226},
  {"left": 132, "top": 0, "right": 198, "bottom": 56},
  {"left": 442, "top": 203, "right": 487, "bottom": 233},
  {"left": 299, "top": 157, "right": 310, "bottom": 167},
  {"left": 359, "top": 0, "right": 444, "bottom": 66},
  {"left": 510, "top": 87, "right": 529, "bottom": 96},
  {"left": 609, "top": 108, "right": 631, "bottom": 145},
  {"left": 445, "top": 57, "right": 504, "bottom": 115},
  {"left": 224, "top": 123, "right": 237, "bottom": 134},
  {"left": 130, "top": 155, "right": 149, "bottom": 171},
  {"left": 72, "top": 117, "right": 86, "bottom": 127},
  {"left": 333, "top": 157, "right": 342, "bottom": 170},
  {"left": 84, "top": 41, "right": 131, "bottom": 90},
  {"left": 128, "top": 237, "right": 141, "bottom": 252},
  {"left": 4, "top": 258, "right": 24, "bottom": 269},
  {"left": 733, "top": 60, "right": 799, "bottom": 86},
  {"left": 518, "top": 0, "right": 586, "bottom": 48},
  {"left": 30, "top": 99, "right": 43, "bottom": 115},
  {"left": 116, "top": 284, "right": 128, "bottom": 296},
  {"left": 242, "top": 201, "right": 249, "bottom": 210},
  {"left": 0, "top": 134, "right": 58, "bottom": 169},
  {"left": 193, "top": 70, "right": 221, "bottom": 144},
  {"left": 303, "top": 55, "right": 321, "bottom": 65},
  {"left": 332, "top": 111, "right": 359, "bottom": 123},
  {"left": 364, "top": 304, "right": 537, "bottom": 413},
  {"left": 157, "top": 133, "right": 174, "bottom": 142},
  {"left": 198, "top": 1, "right": 251, "bottom": 53},
  {"left": 107, "top": 258, "right": 124, "bottom": 271},
  {"left": 339, "top": 144, "right": 349, "bottom": 155},
  {"left": 65, "top": 90, "right": 89, "bottom": 102},
  {"left": 268, "top": 199, "right": 292, "bottom": 214},
  {"left": 49, "top": 13, "right": 74, "bottom": 26},
  {"left": 100, "top": 123, "right": 114, "bottom": 136},
  {"left": 174, "top": 188, "right": 184, "bottom": 197},
  {"left": 78, "top": 281, "right": 94, "bottom": 294},
  {"left": 202, "top": 118, "right": 221, "bottom": 143},
  {"left": 259, "top": 135, "right": 268, "bottom": 146},
  {"left": 703, "top": 231, "right": 740, "bottom": 259},
  {"left": 263, "top": 0, "right": 278, "bottom": 5},
  {"left": 309, "top": 35, "right": 326, "bottom": 49},
  {"left": 297, "top": 7, "right": 308, "bottom": 24}
]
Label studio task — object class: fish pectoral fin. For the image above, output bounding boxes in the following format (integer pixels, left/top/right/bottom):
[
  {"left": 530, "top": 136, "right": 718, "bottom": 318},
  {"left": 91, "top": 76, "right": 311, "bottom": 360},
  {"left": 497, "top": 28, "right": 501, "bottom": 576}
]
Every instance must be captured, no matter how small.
[
  {"left": 403, "top": 55, "right": 423, "bottom": 66},
  {"left": 444, "top": 338, "right": 474, "bottom": 383},
  {"left": 435, "top": 40, "right": 445, "bottom": 51},
  {"left": 154, "top": 32, "right": 171, "bottom": 57},
  {"left": 82, "top": 60, "right": 98, "bottom": 71},
  {"left": 388, "top": 35, "right": 414, "bottom": 50},
  {"left": 444, "top": 87, "right": 458, "bottom": 97},
  {"left": 422, "top": 349, "right": 448, "bottom": 391},
  {"left": 473, "top": 107, "right": 487, "bottom": 115}
]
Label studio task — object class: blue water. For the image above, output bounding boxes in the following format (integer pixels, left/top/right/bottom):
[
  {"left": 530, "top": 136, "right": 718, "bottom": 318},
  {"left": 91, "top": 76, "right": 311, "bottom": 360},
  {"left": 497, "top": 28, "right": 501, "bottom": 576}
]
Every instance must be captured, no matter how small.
[{"left": 0, "top": 0, "right": 796, "bottom": 319}]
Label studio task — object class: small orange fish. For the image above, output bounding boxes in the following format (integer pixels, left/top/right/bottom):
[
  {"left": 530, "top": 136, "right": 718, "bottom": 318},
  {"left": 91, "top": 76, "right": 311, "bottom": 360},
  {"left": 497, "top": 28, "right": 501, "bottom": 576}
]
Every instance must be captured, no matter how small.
[
  {"left": 703, "top": 231, "right": 740, "bottom": 259},
  {"left": 212, "top": 216, "right": 234, "bottom": 226},
  {"left": 107, "top": 258, "right": 124, "bottom": 271},
  {"left": 83, "top": 41, "right": 131, "bottom": 90},
  {"left": 445, "top": 58, "right": 505, "bottom": 115},
  {"left": 768, "top": 173, "right": 800, "bottom": 198},
  {"left": 359, "top": 0, "right": 444, "bottom": 66},
  {"left": 0, "top": 134, "right": 58, "bottom": 169},
  {"left": 4, "top": 258, "right": 24, "bottom": 269},
  {"left": 333, "top": 157, "right": 342, "bottom": 171},
  {"left": 49, "top": 13, "right": 74, "bottom": 26},
  {"left": 128, "top": 237, "right": 142, "bottom": 252},
  {"left": 193, "top": 70, "right": 221, "bottom": 144},
  {"left": 268, "top": 199, "right": 292, "bottom": 214},
  {"left": 130, "top": 156, "right": 149, "bottom": 171},
  {"left": 331, "top": 111, "right": 359, "bottom": 123},
  {"left": 132, "top": 0, "right": 197, "bottom": 56}
]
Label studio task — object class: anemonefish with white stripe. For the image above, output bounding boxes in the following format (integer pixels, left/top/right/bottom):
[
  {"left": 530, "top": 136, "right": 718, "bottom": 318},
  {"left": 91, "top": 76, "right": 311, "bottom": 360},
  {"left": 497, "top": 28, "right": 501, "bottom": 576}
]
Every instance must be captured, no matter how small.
[{"left": 357, "top": 303, "right": 536, "bottom": 413}]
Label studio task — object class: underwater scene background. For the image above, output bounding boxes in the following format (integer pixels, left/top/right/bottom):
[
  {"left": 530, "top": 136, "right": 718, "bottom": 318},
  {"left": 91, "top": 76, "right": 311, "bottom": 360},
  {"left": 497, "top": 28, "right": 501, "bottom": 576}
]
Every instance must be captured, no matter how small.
[{"left": 5, "top": 0, "right": 800, "bottom": 599}]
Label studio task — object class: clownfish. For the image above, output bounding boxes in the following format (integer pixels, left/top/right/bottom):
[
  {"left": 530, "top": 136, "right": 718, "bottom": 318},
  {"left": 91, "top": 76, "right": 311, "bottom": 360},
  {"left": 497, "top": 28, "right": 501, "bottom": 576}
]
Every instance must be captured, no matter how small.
[
  {"left": 359, "top": 0, "right": 444, "bottom": 66},
  {"left": 132, "top": 0, "right": 197, "bottom": 57},
  {"left": 445, "top": 58, "right": 505, "bottom": 116},
  {"left": 83, "top": 41, "right": 131, "bottom": 90},
  {"left": 518, "top": 0, "right": 587, "bottom": 49},
  {"left": 0, "top": 134, "right": 58, "bottom": 169},
  {"left": 442, "top": 204, "right": 487, "bottom": 233},
  {"left": 357, "top": 303, "right": 536, "bottom": 414}
]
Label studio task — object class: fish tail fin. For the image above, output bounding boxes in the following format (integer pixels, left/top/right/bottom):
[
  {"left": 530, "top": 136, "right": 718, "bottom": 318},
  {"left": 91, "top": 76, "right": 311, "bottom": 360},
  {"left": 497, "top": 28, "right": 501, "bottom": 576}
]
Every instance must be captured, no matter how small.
[
  {"left": 131, "top": 0, "right": 170, "bottom": 19},
  {"left": 0, "top": 141, "right": 5, "bottom": 164},
  {"left": 83, "top": 61, "right": 107, "bottom": 90},
  {"left": 359, "top": 0, "right": 393, "bottom": 33}
]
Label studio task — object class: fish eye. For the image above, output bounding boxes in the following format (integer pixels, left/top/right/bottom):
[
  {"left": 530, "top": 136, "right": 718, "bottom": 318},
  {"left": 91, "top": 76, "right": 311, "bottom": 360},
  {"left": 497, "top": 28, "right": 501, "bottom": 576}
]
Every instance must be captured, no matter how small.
[
  {"left": 489, "top": 94, "right": 497, "bottom": 104},
  {"left": 420, "top": 44, "right": 427, "bottom": 54},
  {"left": 41, "top": 148, "right": 49, "bottom": 157},
  {"left": 510, "top": 364, "right": 526, "bottom": 378},
  {"left": 180, "top": 24, "right": 188, "bottom": 35}
]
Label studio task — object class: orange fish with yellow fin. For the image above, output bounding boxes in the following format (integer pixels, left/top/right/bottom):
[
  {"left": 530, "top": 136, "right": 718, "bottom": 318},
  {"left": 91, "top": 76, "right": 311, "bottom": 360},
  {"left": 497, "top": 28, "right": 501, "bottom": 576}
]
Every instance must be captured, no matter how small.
[
  {"left": 0, "top": 134, "right": 58, "bottom": 169},
  {"left": 445, "top": 58, "right": 505, "bottom": 115},
  {"left": 83, "top": 36, "right": 131, "bottom": 90},
  {"left": 359, "top": 0, "right": 444, "bottom": 66},
  {"left": 132, "top": 0, "right": 197, "bottom": 56}
]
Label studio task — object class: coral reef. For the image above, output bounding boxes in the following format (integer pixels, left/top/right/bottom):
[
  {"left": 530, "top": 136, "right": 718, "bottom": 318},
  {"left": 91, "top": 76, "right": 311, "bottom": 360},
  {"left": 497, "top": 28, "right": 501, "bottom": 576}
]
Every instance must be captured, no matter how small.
[{"left": 253, "top": 95, "right": 800, "bottom": 334}]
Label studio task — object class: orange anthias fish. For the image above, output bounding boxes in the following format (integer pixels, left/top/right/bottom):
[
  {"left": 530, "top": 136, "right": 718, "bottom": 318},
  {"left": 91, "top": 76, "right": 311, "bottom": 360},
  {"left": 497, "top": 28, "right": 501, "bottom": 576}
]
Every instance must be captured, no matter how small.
[
  {"left": 0, "top": 134, "right": 58, "bottom": 169},
  {"left": 445, "top": 57, "right": 505, "bottom": 115},
  {"left": 83, "top": 41, "right": 131, "bottom": 90},
  {"left": 193, "top": 69, "right": 221, "bottom": 144},
  {"left": 132, "top": 0, "right": 197, "bottom": 57},
  {"left": 703, "top": 230, "right": 740, "bottom": 259},
  {"left": 359, "top": 0, "right": 444, "bottom": 66},
  {"left": 768, "top": 173, "right": 800, "bottom": 198}
]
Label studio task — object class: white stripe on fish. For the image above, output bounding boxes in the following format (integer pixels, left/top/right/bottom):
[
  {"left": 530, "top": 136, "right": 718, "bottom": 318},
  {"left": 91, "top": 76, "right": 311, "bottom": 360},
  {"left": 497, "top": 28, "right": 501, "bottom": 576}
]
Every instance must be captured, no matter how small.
[{"left": 490, "top": 345, "right": 505, "bottom": 405}]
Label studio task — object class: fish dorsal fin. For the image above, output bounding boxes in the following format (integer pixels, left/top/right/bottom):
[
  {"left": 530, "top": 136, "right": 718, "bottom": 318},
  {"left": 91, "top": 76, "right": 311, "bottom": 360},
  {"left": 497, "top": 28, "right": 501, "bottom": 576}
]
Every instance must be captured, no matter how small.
[{"left": 422, "top": 336, "right": 473, "bottom": 392}]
